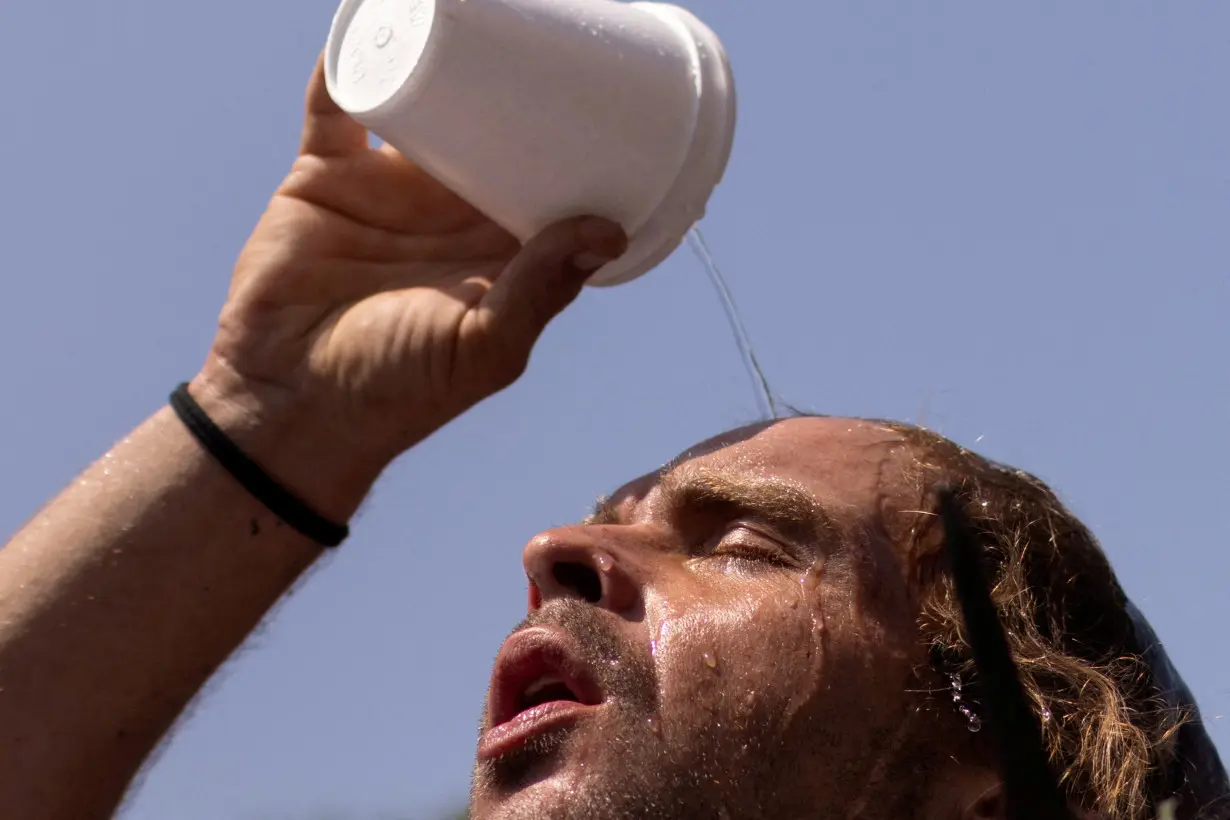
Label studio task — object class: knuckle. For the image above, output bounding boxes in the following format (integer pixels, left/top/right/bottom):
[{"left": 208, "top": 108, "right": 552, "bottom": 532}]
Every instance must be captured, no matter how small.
[
  {"left": 494, "top": 355, "right": 530, "bottom": 388},
  {"left": 486, "top": 342, "right": 530, "bottom": 388}
]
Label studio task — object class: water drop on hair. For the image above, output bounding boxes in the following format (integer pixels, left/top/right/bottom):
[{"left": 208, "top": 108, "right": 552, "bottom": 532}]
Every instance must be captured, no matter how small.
[
  {"left": 595, "top": 553, "right": 614, "bottom": 573},
  {"left": 702, "top": 651, "right": 718, "bottom": 670}
]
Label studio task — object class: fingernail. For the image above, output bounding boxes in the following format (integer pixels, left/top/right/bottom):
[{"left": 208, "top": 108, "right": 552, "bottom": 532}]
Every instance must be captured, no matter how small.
[{"left": 570, "top": 251, "right": 613, "bottom": 273}]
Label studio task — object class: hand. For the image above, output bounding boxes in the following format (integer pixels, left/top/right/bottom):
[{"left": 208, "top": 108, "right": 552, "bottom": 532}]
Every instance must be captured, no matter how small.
[{"left": 192, "top": 55, "right": 627, "bottom": 519}]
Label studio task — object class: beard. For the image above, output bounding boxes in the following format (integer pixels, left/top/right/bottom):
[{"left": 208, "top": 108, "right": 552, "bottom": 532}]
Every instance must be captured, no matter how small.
[
  {"left": 469, "top": 596, "right": 944, "bottom": 820},
  {"left": 469, "top": 601, "right": 794, "bottom": 820}
]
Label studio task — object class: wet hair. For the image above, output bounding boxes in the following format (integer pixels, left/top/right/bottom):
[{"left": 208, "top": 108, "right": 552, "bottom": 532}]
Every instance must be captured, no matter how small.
[{"left": 876, "top": 421, "right": 1228, "bottom": 819}]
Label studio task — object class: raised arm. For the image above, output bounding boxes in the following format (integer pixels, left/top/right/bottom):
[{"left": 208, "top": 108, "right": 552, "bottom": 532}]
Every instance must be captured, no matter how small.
[{"left": 0, "top": 56, "right": 625, "bottom": 820}]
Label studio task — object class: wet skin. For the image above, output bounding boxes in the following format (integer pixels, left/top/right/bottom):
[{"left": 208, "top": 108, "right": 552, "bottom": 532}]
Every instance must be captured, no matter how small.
[{"left": 470, "top": 417, "right": 957, "bottom": 820}]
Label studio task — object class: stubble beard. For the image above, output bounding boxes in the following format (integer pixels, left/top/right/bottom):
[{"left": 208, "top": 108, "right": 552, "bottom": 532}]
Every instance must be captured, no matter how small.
[{"left": 469, "top": 602, "right": 787, "bottom": 820}]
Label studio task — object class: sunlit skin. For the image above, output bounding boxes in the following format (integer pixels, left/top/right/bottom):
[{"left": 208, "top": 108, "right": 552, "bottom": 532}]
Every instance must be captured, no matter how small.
[
  {"left": 0, "top": 57, "right": 1009, "bottom": 820},
  {"left": 471, "top": 417, "right": 994, "bottom": 820}
]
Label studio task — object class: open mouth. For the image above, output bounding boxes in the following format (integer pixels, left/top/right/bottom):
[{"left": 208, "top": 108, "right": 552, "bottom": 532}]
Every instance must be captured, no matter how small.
[
  {"left": 479, "top": 627, "right": 604, "bottom": 761},
  {"left": 518, "top": 675, "right": 583, "bottom": 712}
]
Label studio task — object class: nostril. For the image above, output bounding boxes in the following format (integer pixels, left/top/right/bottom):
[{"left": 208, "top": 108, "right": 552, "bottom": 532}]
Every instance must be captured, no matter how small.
[{"left": 553, "top": 562, "right": 603, "bottom": 604}]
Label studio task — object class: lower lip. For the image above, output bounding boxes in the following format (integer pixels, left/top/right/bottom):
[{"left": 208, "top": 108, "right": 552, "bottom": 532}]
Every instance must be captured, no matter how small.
[{"left": 478, "top": 701, "right": 597, "bottom": 761}]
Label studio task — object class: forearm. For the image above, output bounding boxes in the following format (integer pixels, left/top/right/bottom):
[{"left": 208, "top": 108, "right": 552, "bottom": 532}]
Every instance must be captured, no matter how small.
[
  {"left": 0, "top": 386, "right": 375, "bottom": 819},
  {"left": 0, "top": 45, "right": 601, "bottom": 817}
]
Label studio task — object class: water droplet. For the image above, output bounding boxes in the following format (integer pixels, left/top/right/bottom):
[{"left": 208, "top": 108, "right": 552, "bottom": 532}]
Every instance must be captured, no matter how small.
[
  {"left": 702, "top": 651, "right": 718, "bottom": 670},
  {"left": 375, "top": 26, "right": 393, "bottom": 48},
  {"left": 595, "top": 553, "right": 614, "bottom": 573},
  {"left": 967, "top": 715, "right": 982, "bottom": 733},
  {"left": 646, "top": 716, "right": 661, "bottom": 737},
  {"left": 802, "top": 560, "right": 825, "bottom": 596}
]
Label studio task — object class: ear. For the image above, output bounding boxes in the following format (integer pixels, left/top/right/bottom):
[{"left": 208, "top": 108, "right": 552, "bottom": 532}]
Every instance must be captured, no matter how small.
[
  {"left": 935, "top": 767, "right": 1004, "bottom": 820},
  {"left": 954, "top": 777, "right": 1096, "bottom": 820},
  {"left": 962, "top": 783, "right": 1005, "bottom": 820}
]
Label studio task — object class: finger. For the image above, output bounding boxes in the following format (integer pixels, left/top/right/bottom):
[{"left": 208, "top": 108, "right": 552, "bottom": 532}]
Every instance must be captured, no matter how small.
[
  {"left": 476, "top": 216, "right": 627, "bottom": 355},
  {"left": 300, "top": 52, "right": 369, "bottom": 157},
  {"left": 283, "top": 151, "right": 494, "bottom": 235},
  {"left": 269, "top": 197, "right": 519, "bottom": 265}
]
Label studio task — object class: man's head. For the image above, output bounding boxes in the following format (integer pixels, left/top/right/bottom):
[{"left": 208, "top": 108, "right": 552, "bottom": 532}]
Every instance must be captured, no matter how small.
[{"left": 470, "top": 417, "right": 1221, "bottom": 820}]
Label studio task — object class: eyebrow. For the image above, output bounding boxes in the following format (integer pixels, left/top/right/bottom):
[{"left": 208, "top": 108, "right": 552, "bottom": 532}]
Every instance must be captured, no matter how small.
[{"left": 585, "top": 465, "right": 845, "bottom": 551}]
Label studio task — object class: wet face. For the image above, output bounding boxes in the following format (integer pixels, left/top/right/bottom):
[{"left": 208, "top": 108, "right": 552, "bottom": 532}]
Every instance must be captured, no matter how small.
[{"left": 470, "top": 418, "right": 950, "bottom": 820}]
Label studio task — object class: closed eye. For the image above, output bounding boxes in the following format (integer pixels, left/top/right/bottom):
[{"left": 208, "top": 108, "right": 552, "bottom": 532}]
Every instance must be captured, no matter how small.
[{"left": 710, "top": 524, "right": 800, "bottom": 568}]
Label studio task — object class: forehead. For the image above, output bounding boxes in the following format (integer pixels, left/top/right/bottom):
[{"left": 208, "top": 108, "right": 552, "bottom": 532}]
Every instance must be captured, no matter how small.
[{"left": 609, "top": 417, "right": 919, "bottom": 523}]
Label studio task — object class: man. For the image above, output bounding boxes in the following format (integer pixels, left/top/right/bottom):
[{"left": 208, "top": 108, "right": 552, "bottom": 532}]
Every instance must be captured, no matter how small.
[{"left": 0, "top": 59, "right": 1224, "bottom": 820}]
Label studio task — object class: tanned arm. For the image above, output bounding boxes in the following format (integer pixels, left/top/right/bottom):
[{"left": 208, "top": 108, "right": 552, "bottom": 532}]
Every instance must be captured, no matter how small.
[{"left": 0, "top": 56, "right": 626, "bottom": 819}]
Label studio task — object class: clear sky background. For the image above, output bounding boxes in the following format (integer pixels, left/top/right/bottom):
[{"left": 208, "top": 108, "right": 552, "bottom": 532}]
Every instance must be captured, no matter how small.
[{"left": 1, "top": 2, "right": 1227, "bottom": 818}]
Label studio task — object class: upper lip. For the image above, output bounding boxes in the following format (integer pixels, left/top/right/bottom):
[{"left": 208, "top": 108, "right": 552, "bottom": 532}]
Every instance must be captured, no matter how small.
[{"left": 488, "top": 626, "right": 605, "bottom": 728}]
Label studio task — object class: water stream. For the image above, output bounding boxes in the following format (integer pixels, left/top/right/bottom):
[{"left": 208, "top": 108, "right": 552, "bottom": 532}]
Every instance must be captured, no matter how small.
[{"left": 686, "top": 226, "right": 779, "bottom": 421}]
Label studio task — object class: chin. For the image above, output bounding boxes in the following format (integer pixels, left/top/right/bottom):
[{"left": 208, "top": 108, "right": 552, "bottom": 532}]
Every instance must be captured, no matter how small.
[
  {"left": 470, "top": 776, "right": 585, "bottom": 820},
  {"left": 471, "top": 736, "right": 592, "bottom": 820},
  {"left": 473, "top": 712, "right": 665, "bottom": 820}
]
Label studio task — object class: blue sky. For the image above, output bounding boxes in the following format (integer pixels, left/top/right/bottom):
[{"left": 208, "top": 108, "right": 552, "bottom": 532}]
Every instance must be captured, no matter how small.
[{"left": 1, "top": 2, "right": 1227, "bottom": 817}]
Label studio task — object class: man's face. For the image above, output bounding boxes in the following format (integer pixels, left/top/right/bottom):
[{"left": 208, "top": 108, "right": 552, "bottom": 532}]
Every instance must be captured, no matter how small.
[{"left": 470, "top": 418, "right": 947, "bottom": 820}]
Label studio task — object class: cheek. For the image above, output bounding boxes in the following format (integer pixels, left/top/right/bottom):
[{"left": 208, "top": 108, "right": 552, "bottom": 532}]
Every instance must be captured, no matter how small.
[
  {"left": 642, "top": 559, "right": 922, "bottom": 752},
  {"left": 645, "top": 575, "right": 820, "bottom": 730}
]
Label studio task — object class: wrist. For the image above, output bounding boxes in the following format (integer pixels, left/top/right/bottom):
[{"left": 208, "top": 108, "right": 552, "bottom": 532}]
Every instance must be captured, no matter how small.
[{"left": 187, "top": 364, "right": 386, "bottom": 525}]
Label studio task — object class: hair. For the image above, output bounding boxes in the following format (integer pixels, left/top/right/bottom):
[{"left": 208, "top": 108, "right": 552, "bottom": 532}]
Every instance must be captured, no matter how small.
[{"left": 878, "top": 421, "right": 1186, "bottom": 820}]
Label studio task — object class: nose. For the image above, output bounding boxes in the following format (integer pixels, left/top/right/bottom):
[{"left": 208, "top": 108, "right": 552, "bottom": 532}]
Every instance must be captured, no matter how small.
[{"left": 522, "top": 526, "right": 639, "bottom": 614}]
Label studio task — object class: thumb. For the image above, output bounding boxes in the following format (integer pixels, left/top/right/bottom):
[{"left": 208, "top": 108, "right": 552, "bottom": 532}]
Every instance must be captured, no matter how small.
[{"left": 479, "top": 216, "right": 628, "bottom": 354}]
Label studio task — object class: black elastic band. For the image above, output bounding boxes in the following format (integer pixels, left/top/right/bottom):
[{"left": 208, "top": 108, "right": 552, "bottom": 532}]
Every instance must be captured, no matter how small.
[{"left": 170, "top": 383, "right": 349, "bottom": 547}]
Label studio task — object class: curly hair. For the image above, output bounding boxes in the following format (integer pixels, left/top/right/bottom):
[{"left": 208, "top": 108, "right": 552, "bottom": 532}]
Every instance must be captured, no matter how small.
[{"left": 881, "top": 421, "right": 1186, "bottom": 819}]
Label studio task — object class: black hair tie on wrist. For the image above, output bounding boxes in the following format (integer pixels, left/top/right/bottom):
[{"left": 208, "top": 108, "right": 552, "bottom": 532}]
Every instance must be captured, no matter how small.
[{"left": 169, "top": 383, "right": 349, "bottom": 547}]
